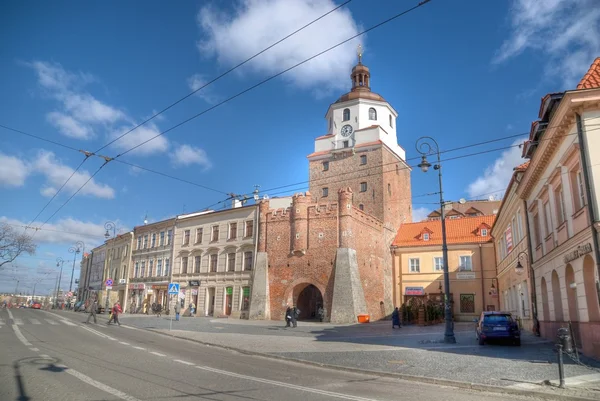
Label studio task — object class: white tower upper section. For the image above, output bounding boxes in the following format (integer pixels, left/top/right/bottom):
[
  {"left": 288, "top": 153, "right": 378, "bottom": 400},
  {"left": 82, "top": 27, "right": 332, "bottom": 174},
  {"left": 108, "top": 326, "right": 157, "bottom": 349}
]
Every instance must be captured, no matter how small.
[{"left": 310, "top": 49, "right": 405, "bottom": 161}]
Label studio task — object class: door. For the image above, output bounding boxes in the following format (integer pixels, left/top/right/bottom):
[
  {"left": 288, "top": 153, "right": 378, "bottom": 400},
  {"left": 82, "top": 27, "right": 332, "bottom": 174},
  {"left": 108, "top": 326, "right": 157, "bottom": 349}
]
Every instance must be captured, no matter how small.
[
  {"left": 225, "top": 287, "right": 233, "bottom": 316},
  {"left": 206, "top": 288, "right": 215, "bottom": 316}
]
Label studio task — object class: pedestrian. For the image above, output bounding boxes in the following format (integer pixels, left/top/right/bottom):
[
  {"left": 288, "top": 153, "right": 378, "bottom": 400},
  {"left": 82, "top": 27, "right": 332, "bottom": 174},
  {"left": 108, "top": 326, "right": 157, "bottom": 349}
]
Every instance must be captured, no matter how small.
[
  {"left": 174, "top": 300, "right": 181, "bottom": 321},
  {"left": 190, "top": 301, "right": 196, "bottom": 317},
  {"left": 130, "top": 301, "right": 136, "bottom": 314},
  {"left": 85, "top": 300, "right": 98, "bottom": 324},
  {"left": 392, "top": 307, "right": 401, "bottom": 329},
  {"left": 317, "top": 306, "right": 324, "bottom": 323},
  {"left": 285, "top": 305, "right": 292, "bottom": 327},
  {"left": 157, "top": 303, "right": 162, "bottom": 318},
  {"left": 151, "top": 302, "right": 157, "bottom": 316},
  {"left": 291, "top": 305, "right": 300, "bottom": 328},
  {"left": 107, "top": 301, "right": 123, "bottom": 326}
]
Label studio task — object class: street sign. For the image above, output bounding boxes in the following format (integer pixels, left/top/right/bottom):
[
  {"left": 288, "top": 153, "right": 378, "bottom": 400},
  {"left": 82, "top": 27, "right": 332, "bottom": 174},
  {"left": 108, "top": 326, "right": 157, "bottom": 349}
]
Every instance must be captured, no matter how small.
[
  {"left": 66, "top": 292, "right": 73, "bottom": 297},
  {"left": 106, "top": 286, "right": 112, "bottom": 290},
  {"left": 105, "top": 278, "right": 113, "bottom": 287},
  {"left": 168, "top": 283, "right": 180, "bottom": 295}
]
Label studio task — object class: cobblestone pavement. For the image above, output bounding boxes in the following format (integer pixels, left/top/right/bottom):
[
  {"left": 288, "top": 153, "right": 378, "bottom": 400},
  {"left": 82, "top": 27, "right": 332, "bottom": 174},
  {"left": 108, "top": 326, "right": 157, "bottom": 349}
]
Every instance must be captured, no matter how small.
[{"left": 65, "top": 311, "right": 600, "bottom": 400}]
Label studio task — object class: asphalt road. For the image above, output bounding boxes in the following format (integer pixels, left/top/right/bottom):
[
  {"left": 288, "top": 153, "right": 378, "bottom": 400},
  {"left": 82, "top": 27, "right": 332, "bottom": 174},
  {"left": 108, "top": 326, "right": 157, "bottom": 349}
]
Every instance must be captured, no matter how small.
[{"left": 0, "top": 308, "right": 545, "bottom": 401}]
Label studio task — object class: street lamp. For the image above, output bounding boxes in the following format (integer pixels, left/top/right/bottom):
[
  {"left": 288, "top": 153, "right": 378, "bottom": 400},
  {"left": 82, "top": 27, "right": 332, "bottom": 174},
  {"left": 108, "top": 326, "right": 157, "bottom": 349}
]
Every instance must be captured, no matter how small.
[
  {"left": 515, "top": 251, "right": 527, "bottom": 275},
  {"left": 55, "top": 257, "right": 64, "bottom": 308},
  {"left": 416, "top": 136, "right": 456, "bottom": 344},
  {"left": 68, "top": 241, "right": 85, "bottom": 294},
  {"left": 104, "top": 221, "right": 117, "bottom": 239}
]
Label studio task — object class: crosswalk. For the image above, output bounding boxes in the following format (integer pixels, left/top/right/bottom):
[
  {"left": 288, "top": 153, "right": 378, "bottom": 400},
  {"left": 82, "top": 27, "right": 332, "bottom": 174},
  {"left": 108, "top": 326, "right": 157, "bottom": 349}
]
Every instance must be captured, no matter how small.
[{"left": 0, "top": 317, "right": 77, "bottom": 327}]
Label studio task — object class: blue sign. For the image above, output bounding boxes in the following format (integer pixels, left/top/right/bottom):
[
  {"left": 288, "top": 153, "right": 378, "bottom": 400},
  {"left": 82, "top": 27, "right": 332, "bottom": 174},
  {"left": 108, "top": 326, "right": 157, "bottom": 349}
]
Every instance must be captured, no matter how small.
[
  {"left": 168, "top": 283, "right": 180, "bottom": 295},
  {"left": 105, "top": 278, "right": 113, "bottom": 286}
]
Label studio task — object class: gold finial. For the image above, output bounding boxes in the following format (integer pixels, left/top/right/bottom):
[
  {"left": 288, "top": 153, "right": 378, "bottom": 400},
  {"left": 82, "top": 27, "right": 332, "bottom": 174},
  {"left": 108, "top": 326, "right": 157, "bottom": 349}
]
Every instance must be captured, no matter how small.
[{"left": 357, "top": 44, "right": 363, "bottom": 64}]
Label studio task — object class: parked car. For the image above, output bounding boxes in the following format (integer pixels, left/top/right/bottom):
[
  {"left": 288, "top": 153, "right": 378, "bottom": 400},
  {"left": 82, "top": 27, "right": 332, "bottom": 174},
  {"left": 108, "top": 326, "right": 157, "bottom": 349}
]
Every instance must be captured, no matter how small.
[
  {"left": 476, "top": 311, "right": 520, "bottom": 346},
  {"left": 74, "top": 301, "right": 86, "bottom": 312},
  {"left": 31, "top": 302, "right": 41, "bottom": 309}
]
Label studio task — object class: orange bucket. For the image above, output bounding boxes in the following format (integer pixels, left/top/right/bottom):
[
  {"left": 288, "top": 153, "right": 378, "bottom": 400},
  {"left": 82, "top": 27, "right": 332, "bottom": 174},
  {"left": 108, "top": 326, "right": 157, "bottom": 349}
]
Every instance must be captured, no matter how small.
[{"left": 357, "top": 314, "right": 370, "bottom": 323}]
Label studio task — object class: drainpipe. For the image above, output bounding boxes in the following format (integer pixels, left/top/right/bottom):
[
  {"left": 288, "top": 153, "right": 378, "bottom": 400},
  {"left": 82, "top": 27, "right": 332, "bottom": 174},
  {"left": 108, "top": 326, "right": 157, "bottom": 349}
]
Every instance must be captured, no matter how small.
[
  {"left": 524, "top": 199, "right": 540, "bottom": 335},
  {"left": 479, "top": 243, "right": 485, "bottom": 312},
  {"left": 576, "top": 113, "right": 600, "bottom": 306}
]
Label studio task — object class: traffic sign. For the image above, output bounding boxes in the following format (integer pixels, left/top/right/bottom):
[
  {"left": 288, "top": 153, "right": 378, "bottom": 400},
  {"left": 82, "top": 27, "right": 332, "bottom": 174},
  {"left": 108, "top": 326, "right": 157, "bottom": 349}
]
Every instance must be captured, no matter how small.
[
  {"left": 105, "top": 278, "right": 113, "bottom": 287},
  {"left": 66, "top": 291, "right": 73, "bottom": 297},
  {"left": 168, "top": 283, "right": 180, "bottom": 295}
]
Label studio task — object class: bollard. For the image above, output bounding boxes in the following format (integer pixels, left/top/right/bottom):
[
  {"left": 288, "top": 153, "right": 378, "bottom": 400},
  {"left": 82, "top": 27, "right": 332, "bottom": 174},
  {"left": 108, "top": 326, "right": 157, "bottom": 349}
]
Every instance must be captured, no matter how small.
[{"left": 556, "top": 344, "right": 565, "bottom": 389}]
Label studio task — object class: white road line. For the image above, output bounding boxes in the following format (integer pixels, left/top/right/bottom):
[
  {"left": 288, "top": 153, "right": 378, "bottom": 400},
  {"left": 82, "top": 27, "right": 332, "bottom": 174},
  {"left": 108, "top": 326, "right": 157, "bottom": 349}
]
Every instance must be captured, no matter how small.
[
  {"left": 60, "top": 319, "right": 77, "bottom": 326},
  {"left": 39, "top": 354, "right": 51, "bottom": 359},
  {"left": 14, "top": 318, "right": 24, "bottom": 325},
  {"left": 65, "top": 367, "right": 142, "bottom": 401},
  {"left": 7, "top": 310, "right": 32, "bottom": 347},
  {"left": 0, "top": 318, "right": 5, "bottom": 325},
  {"left": 79, "top": 324, "right": 118, "bottom": 341},
  {"left": 45, "top": 319, "right": 59, "bottom": 325},
  {"left": 132, "top": 346, "right": 146, "bottom": 351},
  {"left": 119, "top": 342, "right": 130, "bottom": 345},
  {"left": 150, "top": 351, "right": 166, "bottom": 357},
  {"left": 173, "top": 359, "right": 195, "bottom": 366},
  {"left": 29, "top": 347, "right": 40, "bottom": 352},
  {"left": 29, "top": 318, "right": 41, "bottom": 325},
  {"left": 195, "top": 365, "right": 380, "bottom": 401}
]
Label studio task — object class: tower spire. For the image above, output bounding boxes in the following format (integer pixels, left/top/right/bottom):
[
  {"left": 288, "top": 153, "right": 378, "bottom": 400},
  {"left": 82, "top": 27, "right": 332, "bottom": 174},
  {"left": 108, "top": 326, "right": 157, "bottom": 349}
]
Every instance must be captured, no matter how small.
[
  {"left": 351, "top": 45, "right": 370, "bottom": 92},
  {"left": 357, "top": 44, "right": 363, "bottom": 65}
]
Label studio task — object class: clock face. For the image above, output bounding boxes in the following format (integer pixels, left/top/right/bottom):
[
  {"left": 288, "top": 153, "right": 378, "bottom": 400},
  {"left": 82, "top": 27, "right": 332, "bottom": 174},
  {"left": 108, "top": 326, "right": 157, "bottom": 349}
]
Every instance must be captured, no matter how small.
[{"left": 340, "top": 124, "right": 353, "bottom": 137}]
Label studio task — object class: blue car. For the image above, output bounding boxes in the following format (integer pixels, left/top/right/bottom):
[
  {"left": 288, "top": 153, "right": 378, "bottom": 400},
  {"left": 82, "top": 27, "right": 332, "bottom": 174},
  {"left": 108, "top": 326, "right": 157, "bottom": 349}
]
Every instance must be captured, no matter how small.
[{"left": 476, "top": 311, "right": 520, "bottom": 346}]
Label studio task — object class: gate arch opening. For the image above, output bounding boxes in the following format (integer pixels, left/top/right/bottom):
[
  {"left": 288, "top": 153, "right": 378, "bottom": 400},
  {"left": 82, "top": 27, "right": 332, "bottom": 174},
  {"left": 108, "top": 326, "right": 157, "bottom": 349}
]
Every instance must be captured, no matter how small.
[{"left": 294, "top": 284, "right": 324, "bottom": 320}]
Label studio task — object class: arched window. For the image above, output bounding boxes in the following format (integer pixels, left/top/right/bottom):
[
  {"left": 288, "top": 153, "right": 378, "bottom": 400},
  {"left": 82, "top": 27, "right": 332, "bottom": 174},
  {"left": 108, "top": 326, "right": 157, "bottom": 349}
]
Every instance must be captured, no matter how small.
[
  {"left": 343, "top": 108, "right": 350, "bottom": 121},
  {"left": 389, "top": 115, "right": 394, "bottom": 128},
  {"left": 368, "top": 108, "right": 377, "bottom": 120}
]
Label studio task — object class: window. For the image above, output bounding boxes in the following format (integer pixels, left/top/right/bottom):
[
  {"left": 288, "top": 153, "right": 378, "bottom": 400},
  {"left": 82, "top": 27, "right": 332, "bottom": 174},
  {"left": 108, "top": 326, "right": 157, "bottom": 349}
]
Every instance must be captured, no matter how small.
[
  {"left": 164, "top": 258, "right": 170, "bottom": 276},
  {"left": 481, "top": 229, "right": 488, "bottom": 237},
  {"left": 137, "top": 237, "right": 141, "bottom": 250},
  {"left": 134, "top": 262, "right": 139, "bottom": 278},
  {"left": 160, "top": 231, "right": 165, "bottom": 246},
  {"left": 148, "top": 259, "right": 153, "bottom": 277},
  {"left": 156, "top": 259, "right": 162, "bottom": 276},
  {"left": 143, "top": 235, "right": 148, "bottom": 249},
  {"left": 241, "top": 287, "right": 251, "bottom": 311},
  {"left": 434, "top": 257, "right": 443, "bottom": 271},
  {"left": 124, "top": 245, "right": 128, "bottom": 257},
  {"left": 368, "top": 107, "right": 377, "bottom": 120},
  {"left": 460, "top": 294, "right": 475, "bottom": 313},
  {"left": 511, "top": 217, "right": 519, "bottom": 244},
  {"left": 167, "top": 230, "right": 172, "bottom": 245},
  {"left": 194, "top": 256, "right": 201, "bottom": 273},
  {"left": 245, "top": 220, "right": 253, "bottom": 238},
  {"left": 328, "top": 118, "right": 332, "bottom": 131},
  {"left": 389, "top": 114, "right": 393, "bottom": 128},
  {"left": 459, "top": 255, "right": 472, "bottom": 271},
  {"left": 359, "top": 204, "right": 364, "bottom": 211},
  {"left": 322, "top": 187, "right": 329, "bottom": 197},
  {"left": 181, "top": 257, "right": 188, "bottom": 274},
  {"left": 151, "top": 233, "right": 156, "bottom": 248},
  {"left": 409, "top": 258, "right": 420, "bottom": 273},
  {"left": 555, "top": 188, "right": 566, "bottom": 225},
  {"left": 228, "top": 222, "right": 237, "bottom": 240},
  {"left": 360, "top": 182, "right": 367, "bottom": 192},
  {"left": 533, "top": 213, "right": 541, "bottom": 246},
  {"left": 343, "top": 108, "right": 350, "bottom": 121},
  {"left": 322, "top": 161, "right": 329, "bottom": 171},
  {"left": 244, "top": 251, "right": 253, "bottom": 271},
  {"left": 423, "top": 233, "right": 430, "bottom": 241},
  {"left": 210, "top": 254, "right": 218, "bottom": 272},
  {"left": 211, "top": 225, "right": 219, "bottom": 242},
  {"left": 388, "top": 183, "right": 391, "bottom": 196},
  {"left": 516, "top": 211, "right": 523, "bottom": 241},
  {"left": 571, "top": 169, "right": 586, "bottom": 210},
  {"left": 141, "top": 261, "right": 145, "bottom": 278},
  {"left": 343, "top": 140, "right": 349, "bottom": 148},
  {"left": 360, "top": 155, "right": 367, "bottom": 165},
  {"left": 196, "top": 228, "right": 203, "bottom": 244},
  {"left": 577, "top": 170, "right": 586, "bottom": 209},
  {"left": 183, "top": 230, "right": 190, "bottom": 245},
  {"left": 228, "top": 253, "right": 235, "bottom": 272},
  {"left": 544, "top": 202, "right": 552, "bottom": 237}
]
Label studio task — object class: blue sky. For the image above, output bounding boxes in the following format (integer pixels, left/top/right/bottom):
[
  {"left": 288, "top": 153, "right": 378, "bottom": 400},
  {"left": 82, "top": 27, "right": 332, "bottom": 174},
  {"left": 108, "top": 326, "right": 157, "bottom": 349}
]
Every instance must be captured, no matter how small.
[{"left": 1, "top": 0, "right": 599, "bottom": 294}]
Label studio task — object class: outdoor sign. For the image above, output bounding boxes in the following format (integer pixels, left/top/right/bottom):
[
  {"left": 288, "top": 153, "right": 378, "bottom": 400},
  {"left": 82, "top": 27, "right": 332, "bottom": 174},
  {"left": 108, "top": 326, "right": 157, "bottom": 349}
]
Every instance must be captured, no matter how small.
[
  {"left": 151, "top": 284, "right": 168, "bottom": 290},
  {"left": 226, "top": 287, "right": 233, "bottom": 295},
  {"left": 564, "top": 243, "right": 593, "bottom": 263},
  {"left": 168, "top": 283, "right": 180, "bottom": 295},
  {"left": 191, "top": 289, "right": 198, "bottom": 295},
  {"left": 105, "top": 278, "right": 113, "bottom": 287},
  {"left": 457, "top": 272, "right": 476, "bottom": 280},
  {"left": 188, "top": 280, "right": 200, "bottom": 286},
  {"left": 128, "top": 283, "right": 146, "bottom": 290},
  {"left": 505, "top": 224, "right": 513, "bottom": 253},
  {"left": 405, "top": 287, "right": 425, "bottom": 296}
]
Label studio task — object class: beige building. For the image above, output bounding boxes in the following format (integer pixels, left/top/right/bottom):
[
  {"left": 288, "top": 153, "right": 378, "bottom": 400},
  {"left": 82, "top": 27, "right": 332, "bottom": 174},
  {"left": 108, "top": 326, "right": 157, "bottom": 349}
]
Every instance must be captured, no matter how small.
[
  {"left": 517, "top": 58, "right": 600, "bottom": 358},
  {"left": 128, "top": 219, "right": 175, "bottom": 313},
  {"left": 172, "top": 204, "right": 258, "bottom": 318},
  {"left": 392, "top": 215, "right": 498, "bottom": 322},
  {"left": 491, "top": 162, "right": 535, "bottom": 332},
  {"left": 102, "top": 232, "right": 134, "bottom": 311}
]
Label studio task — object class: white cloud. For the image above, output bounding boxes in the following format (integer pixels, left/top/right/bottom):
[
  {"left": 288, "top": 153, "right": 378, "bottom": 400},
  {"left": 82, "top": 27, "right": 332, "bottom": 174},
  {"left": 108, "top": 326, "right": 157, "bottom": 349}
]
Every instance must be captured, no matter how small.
[
  {"left": 187, "top": 73, "right": 220, "bottom": 104},
  {"left": 412, "top": 207, "right": 430, "bottom": 223},
  {"left": 0, "top": 216, "right": 107, "bottom": 246},
  {"left": 32, "top": 150, "right": 115, "bottom": 199},
  {"left": 170, "top": 144, "right": 212, "bottom": 169},
  {"left": 109, "top": 122, "right": 169, "bottom": 156},
  {"left": 0, "top": 153, "right": 29, "bottom": 187},
  {"left": 46, "top": 111, "right": 93, "bottom": 139},
  {"left": 466, "top": 139, "right": 527, "bottom": 198},
  {"left": 197, "top": 0, "right": 362, "bottom": 94},
  {"left": 128, "top": 165, "right": 144, "bottom": 176},
  {"left": 493, "top": 0, "right": 600, "bottom": 87}
]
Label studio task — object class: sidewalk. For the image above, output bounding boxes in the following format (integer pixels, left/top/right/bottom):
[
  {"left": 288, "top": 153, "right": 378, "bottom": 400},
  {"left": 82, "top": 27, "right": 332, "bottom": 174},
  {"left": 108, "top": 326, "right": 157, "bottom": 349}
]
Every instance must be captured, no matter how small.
[{"left": 64, "top": 310, "right": 600, "bottom": 400}]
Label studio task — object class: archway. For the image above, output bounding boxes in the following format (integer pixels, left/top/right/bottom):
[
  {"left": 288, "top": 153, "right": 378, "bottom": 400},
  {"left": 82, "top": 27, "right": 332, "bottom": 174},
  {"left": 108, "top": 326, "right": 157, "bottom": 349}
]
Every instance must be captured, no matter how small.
[
  {"left": 551, "top": 270, "right": 564, "bottom": 321},
  {"left": 565, "top": 264, "right": 578, "bottom": 322},
  {"left": 294, "top": 284, "right": 323, "bottom": 320},
  {"left": 583, "top": 255, "right": 600, "bottom": 322},
  {"left": 541, "top": 277, "right": 550, "bottom": 321}
]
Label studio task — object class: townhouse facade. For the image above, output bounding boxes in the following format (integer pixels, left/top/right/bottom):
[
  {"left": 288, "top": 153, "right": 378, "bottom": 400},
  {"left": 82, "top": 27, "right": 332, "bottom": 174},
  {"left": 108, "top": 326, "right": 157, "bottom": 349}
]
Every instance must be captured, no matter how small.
[
  {"left": 392, "top": 216, "right": 498, "bottom": 321},
  {"left": 103, "top": 232, "right": 134, "bottom": 310},
  {"left": 172, "top": 204, "right": 258, "bottom": 318},
  {"left": 516, "top": 58, "right": 600, "bottom": 358},
  {"left": 129, "top": 219, "right": 175, "bottom": 313},
  {"left": 86, "top": 244, "right": 106, "bottom": 304},
  {"left": 77, "top": 252, "right": 92, "bottom": 302}
]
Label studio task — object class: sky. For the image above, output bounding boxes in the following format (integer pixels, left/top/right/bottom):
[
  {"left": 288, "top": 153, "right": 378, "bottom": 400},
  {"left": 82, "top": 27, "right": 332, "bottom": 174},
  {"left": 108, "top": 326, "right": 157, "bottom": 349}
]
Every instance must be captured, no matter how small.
[{"left": 1, "top": 0, "right": 599, "bottom": 295}]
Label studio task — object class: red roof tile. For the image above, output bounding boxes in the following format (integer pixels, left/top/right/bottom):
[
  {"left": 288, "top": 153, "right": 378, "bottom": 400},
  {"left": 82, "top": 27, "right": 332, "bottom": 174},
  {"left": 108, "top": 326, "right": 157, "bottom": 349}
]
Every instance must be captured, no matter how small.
[
  {"left": 393, "top": 215, "right": 495, "bottom": 247},
  {"left": 577, "top": 57, "right": 600, "bottom": 90},
  {"left": 514, "top": 161, "right": 530, "bottom": 171}
]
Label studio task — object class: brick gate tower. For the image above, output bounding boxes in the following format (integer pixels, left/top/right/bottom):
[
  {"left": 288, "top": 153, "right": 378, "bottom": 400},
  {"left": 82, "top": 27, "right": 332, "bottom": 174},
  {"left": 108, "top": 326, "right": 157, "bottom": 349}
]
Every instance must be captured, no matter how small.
[{"left": 249, "top": 51, "right": 412, "bottom": 323}]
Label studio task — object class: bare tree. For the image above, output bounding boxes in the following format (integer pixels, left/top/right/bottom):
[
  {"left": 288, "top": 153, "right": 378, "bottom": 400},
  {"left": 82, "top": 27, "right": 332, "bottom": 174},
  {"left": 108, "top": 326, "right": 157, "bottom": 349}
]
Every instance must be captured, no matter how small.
[{"left": 0, "top": 224, "right": 37, "bottom": 269}]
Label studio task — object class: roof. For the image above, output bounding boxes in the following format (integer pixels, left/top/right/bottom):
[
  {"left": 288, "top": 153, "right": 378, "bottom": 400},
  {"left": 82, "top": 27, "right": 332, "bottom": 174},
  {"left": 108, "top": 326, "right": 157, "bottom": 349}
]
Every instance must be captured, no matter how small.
[
  {"left": 577, "top": 57, "right": 600, "bottom": 90},
  {"left": 514, "top": 161, "right": 530, "bottom": 171},
  {"left": 426, "top": 200, "right": 501, "bottom": 219},
  {"left": 393, "top": 215, "right": 496, "bottom": 247}
]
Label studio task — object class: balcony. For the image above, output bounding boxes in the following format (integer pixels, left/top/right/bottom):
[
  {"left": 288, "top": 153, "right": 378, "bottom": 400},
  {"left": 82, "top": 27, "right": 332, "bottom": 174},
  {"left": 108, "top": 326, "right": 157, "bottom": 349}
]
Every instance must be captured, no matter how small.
[{"left": 331, "top": 139, "right": 355, "bottom": 152}]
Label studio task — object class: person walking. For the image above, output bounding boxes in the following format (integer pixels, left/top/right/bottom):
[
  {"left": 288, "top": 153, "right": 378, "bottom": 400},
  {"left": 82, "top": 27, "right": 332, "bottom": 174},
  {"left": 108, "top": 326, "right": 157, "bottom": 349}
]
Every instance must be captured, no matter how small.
[
  {"left": 285, "top": 305, "right": 292, "bottom": 327},
  {"left": 317, "top": 306, "right": 324, "bottom": 323},
  {"left": 107, "top": 301, "right": 123, "bottom": 326},
  {"left": 85, "top": 300, "right": 98, "bottom": 324},
  {"left": 291, "top": 305, "right": 300, "bottom": 328},
  {"left": 392, "top": 307, "right": 401, "bottom": 329},
  {"left": 174, "top": 300, "right": 181, "bottom": 321},
  {"left": 189, "top": 301, "right": 196, "bottom": 317}
]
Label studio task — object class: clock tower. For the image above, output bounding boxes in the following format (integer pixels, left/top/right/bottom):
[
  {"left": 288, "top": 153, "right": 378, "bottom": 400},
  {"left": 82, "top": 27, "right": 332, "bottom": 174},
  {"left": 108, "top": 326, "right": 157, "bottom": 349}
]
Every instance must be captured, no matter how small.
[{"left": 307, "top": 49, "right": 412, "bottom": 230}]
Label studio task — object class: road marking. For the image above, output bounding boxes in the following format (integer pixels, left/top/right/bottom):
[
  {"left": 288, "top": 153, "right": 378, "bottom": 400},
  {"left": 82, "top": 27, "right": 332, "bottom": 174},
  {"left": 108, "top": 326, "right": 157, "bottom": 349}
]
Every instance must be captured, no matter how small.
[
  {"left": 549, "top": 373, "right": 600, "bottom": 386},
  {"left": 173, "top": 359, "right": 195, "bottom": 366},
  {"left": 39, "top": 354, "right": 51, "bottom": 359},
  {"left": 29, "top": 318, "right": 41, "bottom": 325},
  {"left": 45, "top": 319, "right": 59, "bottom": 325},
  {"left": 194, "top": 365, "right": 381, "bottom": 401},
  {"left": 119, "top": 342, "right": 130, "bottom": 345},
  {"left": 7, "top": 310, "right": 32, "bottom": 347},
  {"left": 60, "top": 319, "right": 77, "bottom": 326},
  {"left": 132, "top": 346, "right": 146, "bottom": 350},
  {"left": 29, "top": 347, "right": 40, "bottom": 352},
  {"left": 150, "top": 351, "right": 166, "bottom": 357},
  {"left": 65, "top": 367, "right": 142, "bottom": 401},
  {"left": 79, "top": 324, "right": 118, "bottom": 341},
  {"left": 14, "top": 318, "right": 24, "bottom": 325}
]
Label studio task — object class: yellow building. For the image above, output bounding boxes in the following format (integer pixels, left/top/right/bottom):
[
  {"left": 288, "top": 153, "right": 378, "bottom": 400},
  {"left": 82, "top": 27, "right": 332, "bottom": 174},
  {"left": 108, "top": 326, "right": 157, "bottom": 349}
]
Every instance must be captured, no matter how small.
[{"left": 392, "top": 215, "right": 498, "bottom": 322}]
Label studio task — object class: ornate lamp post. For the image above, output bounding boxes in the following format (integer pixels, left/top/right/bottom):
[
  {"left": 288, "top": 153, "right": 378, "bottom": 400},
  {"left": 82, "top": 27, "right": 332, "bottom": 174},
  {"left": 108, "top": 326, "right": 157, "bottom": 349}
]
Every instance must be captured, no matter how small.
[
  {"left": 416, "top": 136, "right": 456, "bottom": 344},
  {"left": 68, "top": 241, "right": 85, "bottom": 294},
  {"left": 104, "top": 221, "right": 117, "bottom": 239},
  {"left": 55, "top": 257, "right": 64, "bottom": 308}
]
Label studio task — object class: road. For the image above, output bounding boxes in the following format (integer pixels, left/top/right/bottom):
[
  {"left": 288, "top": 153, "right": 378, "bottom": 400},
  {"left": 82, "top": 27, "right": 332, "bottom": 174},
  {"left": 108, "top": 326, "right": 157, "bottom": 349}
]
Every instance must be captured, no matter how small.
[{"left": 0, "top": 308, "right": 544, "bottom": 401}]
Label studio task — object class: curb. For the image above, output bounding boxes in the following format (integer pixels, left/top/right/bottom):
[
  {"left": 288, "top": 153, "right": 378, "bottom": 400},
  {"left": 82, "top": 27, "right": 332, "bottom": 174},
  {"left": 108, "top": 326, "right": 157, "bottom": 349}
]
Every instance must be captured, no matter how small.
[{"left": 143, "top": 328, "right": 597, "bottom": 401}]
